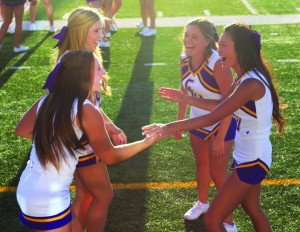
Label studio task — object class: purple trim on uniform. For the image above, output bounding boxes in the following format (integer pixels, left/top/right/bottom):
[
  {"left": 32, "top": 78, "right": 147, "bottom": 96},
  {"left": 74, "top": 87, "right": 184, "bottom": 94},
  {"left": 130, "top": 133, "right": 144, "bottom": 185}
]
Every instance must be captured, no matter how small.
[
  {"left": 19, "top": 205, "right": 72, "bottom": 230},
  {"left": 231, "top": 159, "right": 269, "bottom": 185},
  {"left": 181, "top": 63, "right": 189, "bottom": 77},
  {"left": 190, "top": 116, "right": 236, "bottom": 141},
  {"left": 240, "top": 100, "right": 257, "bottom": 118},
  {"left": 199, "top": 68, "right": 220, "bottom": 93},
  {"left": 3, "top": 0, "right": 25, "bottom": 6},
  {"left": 76, "top": 153, "right": 97, "bottom": 168}
]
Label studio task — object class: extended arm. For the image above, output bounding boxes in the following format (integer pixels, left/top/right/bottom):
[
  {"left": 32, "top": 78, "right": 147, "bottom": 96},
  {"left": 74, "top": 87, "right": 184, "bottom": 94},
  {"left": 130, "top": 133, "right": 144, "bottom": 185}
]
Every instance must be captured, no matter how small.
[
  {"left": 144, "top": 79, "right": 265, "bottom": 137},
  {"left": 82, "top": 104, "right": 160, "bottom": 165}
]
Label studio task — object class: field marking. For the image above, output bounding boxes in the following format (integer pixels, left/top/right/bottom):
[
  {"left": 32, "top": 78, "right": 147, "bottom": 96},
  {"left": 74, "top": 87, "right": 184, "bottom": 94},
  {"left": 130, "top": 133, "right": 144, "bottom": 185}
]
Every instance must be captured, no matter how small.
[
  {"left": 144, "top": 63, "right": 166, "bottom": 66},
  {"left": 277, "top": 59, "right": 299, "bottom": 63},
  {"left": 240, "top": 0, "right": 258, "bottom": 15},
  {"left": 9, "top": 66, "right": 31, "bottom": 70},
  {"left": 1, "top": 179, "right": 300, "bottom": 193}
]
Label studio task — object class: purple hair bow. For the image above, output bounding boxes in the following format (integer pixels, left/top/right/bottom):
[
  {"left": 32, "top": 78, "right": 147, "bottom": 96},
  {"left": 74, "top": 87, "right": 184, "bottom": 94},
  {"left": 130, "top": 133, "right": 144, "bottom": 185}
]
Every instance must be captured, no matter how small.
[
  {"left": 252, "top": 30, "right": 261, "bottom": 50},
  {"left": 42, "top": 62, "right": 62, "bottom": 93},
  {"left": 53, "top": 26, "right": 68, "bottom": 48},
  {"left": 249, "top": 25, "right": 261, "bottom": 50}
]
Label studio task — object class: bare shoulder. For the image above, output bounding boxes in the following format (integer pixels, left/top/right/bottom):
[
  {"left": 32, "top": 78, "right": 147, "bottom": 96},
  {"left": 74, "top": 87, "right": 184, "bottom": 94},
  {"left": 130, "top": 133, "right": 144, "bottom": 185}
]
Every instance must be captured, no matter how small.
[{"left": 237, "top": 78, "right": 265, "bottom": 101}]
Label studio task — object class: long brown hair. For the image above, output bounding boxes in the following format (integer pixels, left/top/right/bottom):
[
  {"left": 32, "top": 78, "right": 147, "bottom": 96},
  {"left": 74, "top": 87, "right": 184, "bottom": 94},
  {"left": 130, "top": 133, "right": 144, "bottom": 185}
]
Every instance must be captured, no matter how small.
[
  {"left": 34, "top": 50, "right": 94, "bottom": 171},
  {"left": 224, "top": 23, "right": 285, "bottom": 134}
]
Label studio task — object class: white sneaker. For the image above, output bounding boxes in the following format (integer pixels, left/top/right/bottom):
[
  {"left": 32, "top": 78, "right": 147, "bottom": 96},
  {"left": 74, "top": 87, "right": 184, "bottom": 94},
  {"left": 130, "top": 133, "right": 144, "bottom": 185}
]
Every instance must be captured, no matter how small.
[
  {"left": 13, "top": 45, "right": 29, "bottom": 53},
  {"left": 29, "top": 23, "right": 36, "bottom": 31},
  {"left": 98, "top": 39, "right": 110, "bottom": 48},
  {"left": 50, "top": 25, "right": 56, "bottom": 33},
  {"left": 140, "top": 28, "right": 156, "bottom": 37},
  {"left": 139, "top": 27, "right": 149, "bottom": 35},
  {"left": 7, "top": 26, "right": 15, "bottom": 34},
  {"left": 184, "top": 201, "right": 209, "bottom": 220},
  {"left": 136, "top": 22, "right": 144, "bottom": 28},
  {"left": 110, "top": 19, "right": 117, "bottom": 32},
  {"left": 223, "top": 222, "right": 238, "bottom": 232}
]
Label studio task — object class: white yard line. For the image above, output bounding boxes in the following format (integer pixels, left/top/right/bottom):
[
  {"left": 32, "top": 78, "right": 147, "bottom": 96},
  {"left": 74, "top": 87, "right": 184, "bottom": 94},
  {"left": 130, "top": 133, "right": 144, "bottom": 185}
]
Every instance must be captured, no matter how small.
[{"left": 240, "top": 0, "right": 258, "bottom": 15}]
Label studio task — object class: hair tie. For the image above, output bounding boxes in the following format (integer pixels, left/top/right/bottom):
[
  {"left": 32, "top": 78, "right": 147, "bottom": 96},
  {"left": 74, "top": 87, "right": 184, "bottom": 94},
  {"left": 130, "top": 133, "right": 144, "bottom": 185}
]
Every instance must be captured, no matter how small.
[
  {"left": 211, "top": 23, "right": 219, "bottom": 42},
  {"left": 42, "top": 62, "right": 62, "bottom": 93},
  {"left": 53, "top": 26, "right": 68, "bottom": 48}
]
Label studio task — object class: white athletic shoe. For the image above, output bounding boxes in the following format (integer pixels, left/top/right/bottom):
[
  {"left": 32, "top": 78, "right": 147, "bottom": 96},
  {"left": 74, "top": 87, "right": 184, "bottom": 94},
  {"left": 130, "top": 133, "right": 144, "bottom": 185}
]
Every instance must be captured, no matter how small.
[
  {"left": 105, "top": 32, "right": 111, "bottom": 38},
  {"left": 110, "top": 19, "right": 117, "bottom": 32},
  {"left": 139, "top": 27, "right": 148, "bottom": 35},
  {"left": 223, "top": 222, "right": 238, "bottom": 232},
  {"left": 136, "top": 22, "right": 144, "bottom": 28},
  {"left": 184, "top": 201, "right": 209, "bottom": 220},
  {"left": 140, "top": 28, "right": 156, "bottom": 37},
  {"left": 50, "top": 25, "right": 57, "bottom": 33},
  {"left": 7, "top": 26, "right": 15, "bottom": 34},
  {"left": 29, "top": 23, "right": 36, "bottom": 31},
  {"left": 14, "top": 45, "right": 29, "bottom": 53},
  {"left": 98, "top": 39, "right": 110, "bottom": 48}
]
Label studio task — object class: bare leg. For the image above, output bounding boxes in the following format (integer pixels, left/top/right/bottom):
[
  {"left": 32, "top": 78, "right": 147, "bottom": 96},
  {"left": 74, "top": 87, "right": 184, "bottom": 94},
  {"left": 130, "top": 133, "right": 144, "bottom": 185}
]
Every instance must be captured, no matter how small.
[
  {"left": 0, "top": 5, "right": 13, "bottom": 44},
  {"left": 209, "top": 136, "right": 234, "bottom": 225},
  {"left": 74, "top": 161, "right": 114, "bottom": 232},
  {"left": 147, "top": 0, "right": 155, "bottom": 29},
  {"left": 204, "top": 171, "right": 267, "bottom": 231},
  {"left": 30, "top": 0, "right": 38, "bottom": 24},
  {"left": 13, "top": 5, "right": 24, "bottom": 47},
  {"left": 190, "top": 133, "right": 210, "bottom": 204},
  {"left": 139, "top": 0, "right": 147, "bottom": 27},
  {"left": 241, "top": 184, "right": 272, "bottom": 231},
  {"left": 111, "top": 0, "right": 122, "bottom": 17},
  {"left": 72, "top": 171, "right": 92, "bottom": 229},
  {"left": 102, "top": 0, "right": 112, "bottom": 35},
  {"left": 42, "top": 0, "right": 54, "bottom": 26}
]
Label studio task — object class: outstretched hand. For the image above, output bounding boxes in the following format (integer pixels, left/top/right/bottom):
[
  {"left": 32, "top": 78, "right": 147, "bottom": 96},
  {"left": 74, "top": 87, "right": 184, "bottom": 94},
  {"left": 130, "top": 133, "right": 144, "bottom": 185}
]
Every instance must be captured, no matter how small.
[
  {"left": 142, "top": 123, "right": 174, "bottom": 139},
  {"left": 158, "top": 88, "right": 185, "bottom": 103}
]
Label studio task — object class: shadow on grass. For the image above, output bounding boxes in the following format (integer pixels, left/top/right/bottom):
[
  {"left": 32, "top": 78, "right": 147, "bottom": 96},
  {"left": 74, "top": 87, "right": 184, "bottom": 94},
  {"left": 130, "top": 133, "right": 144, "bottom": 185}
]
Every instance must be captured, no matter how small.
[
  {"left": 106, "top": 35, "right": 155, "bottom": 232},
  {"left": 0, "top": 32, "right": 51, "bottom": 231},
  {"left": 0, "top": 33, "right": 51, "bottom": 87},
  {"left": 0, "top": 151, "right": 32, "bottom": 231}
]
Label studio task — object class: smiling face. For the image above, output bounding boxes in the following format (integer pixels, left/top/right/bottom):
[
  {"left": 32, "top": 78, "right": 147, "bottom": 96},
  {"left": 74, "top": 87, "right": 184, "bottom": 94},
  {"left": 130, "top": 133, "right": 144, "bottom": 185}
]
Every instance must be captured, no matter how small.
[
  {"left": 184, "top": 25, "right": 210, "bottom": 59},
  {"left": 92, "top": 55, "right": 107, "bottom": 93},
  {"left": 86, "top": 21, "right": 103, "bottom": 51},
  {"left": 218, "top": 31, "right": 239, "bottom": 71}
]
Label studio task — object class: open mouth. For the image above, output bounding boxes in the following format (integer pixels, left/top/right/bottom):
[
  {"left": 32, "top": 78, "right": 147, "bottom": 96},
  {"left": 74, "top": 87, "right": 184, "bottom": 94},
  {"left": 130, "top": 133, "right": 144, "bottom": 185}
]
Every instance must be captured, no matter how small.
[
  {"left": 185, "top": 45, "right": 194, "bottom": 51},
  {"left": 220, "top": 56, "right": 226, "bottom": 67}
]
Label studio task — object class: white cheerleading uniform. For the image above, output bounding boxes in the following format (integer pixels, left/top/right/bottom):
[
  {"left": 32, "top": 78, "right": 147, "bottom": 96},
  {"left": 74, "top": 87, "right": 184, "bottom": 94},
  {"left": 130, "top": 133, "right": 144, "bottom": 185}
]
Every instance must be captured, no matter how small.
[
  {"left": 16, "top": 95, "right": 93, "bottom": 230},
  {"left": 181, "top": 49, "right": 236, "bottom": 140},
  {"left": 233, "top": 70, "right": 273, "bottom": 169}
]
